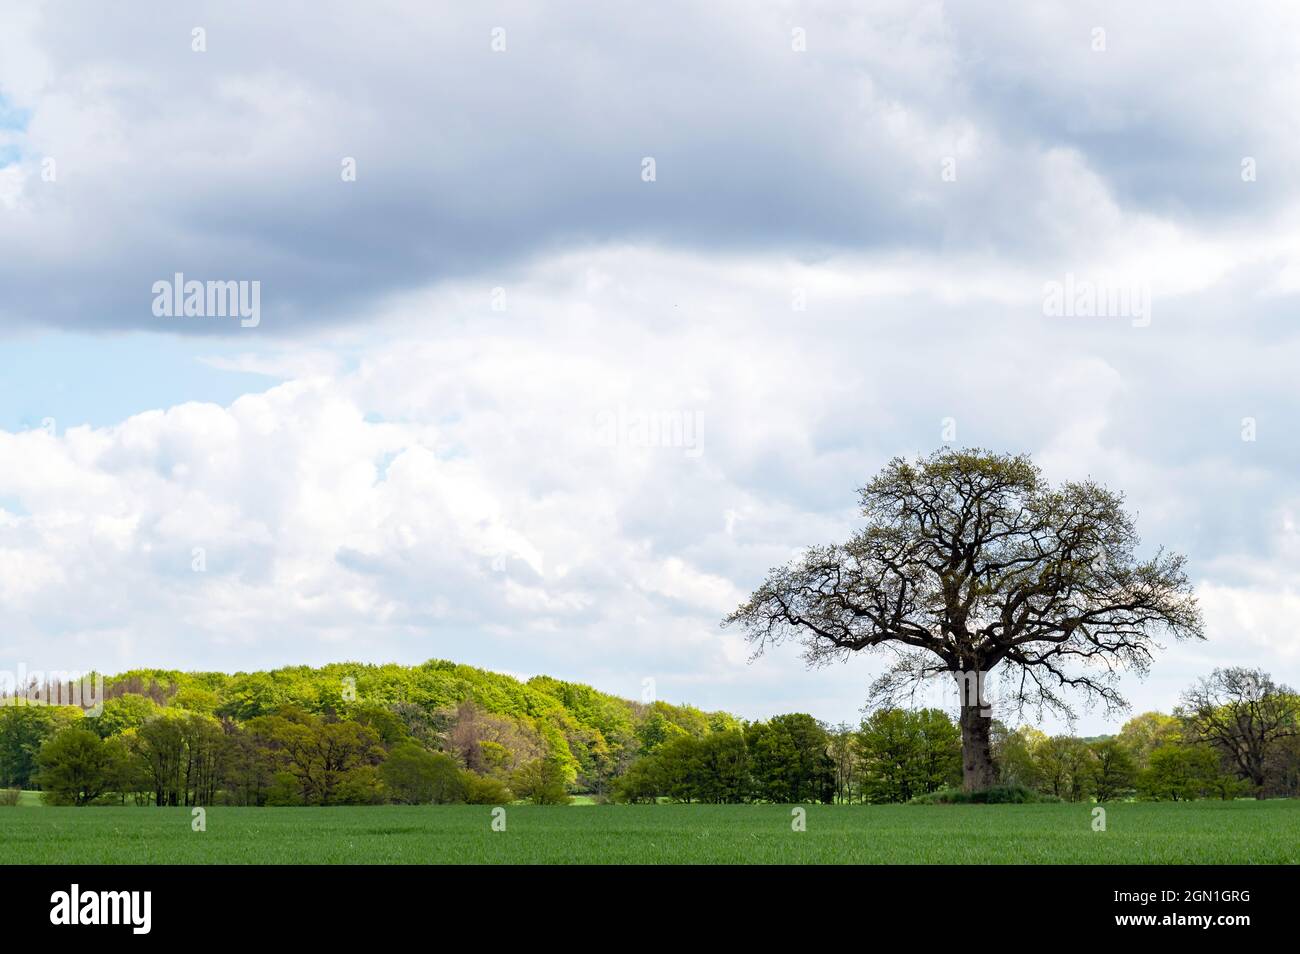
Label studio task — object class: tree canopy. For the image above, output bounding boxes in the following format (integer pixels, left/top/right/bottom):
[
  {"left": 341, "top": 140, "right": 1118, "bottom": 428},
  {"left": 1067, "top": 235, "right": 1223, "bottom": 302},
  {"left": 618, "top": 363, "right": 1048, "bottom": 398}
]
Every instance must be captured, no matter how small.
[{"left": 725, "top": 448, "right": 1204, "bottom": 789}]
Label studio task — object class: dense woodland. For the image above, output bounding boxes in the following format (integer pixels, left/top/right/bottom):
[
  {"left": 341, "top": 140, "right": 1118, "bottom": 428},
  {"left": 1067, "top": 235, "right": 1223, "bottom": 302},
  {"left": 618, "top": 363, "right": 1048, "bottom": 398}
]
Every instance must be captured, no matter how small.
[{"left": 0, "top": 661, "right": 1296, "bottom": 807}]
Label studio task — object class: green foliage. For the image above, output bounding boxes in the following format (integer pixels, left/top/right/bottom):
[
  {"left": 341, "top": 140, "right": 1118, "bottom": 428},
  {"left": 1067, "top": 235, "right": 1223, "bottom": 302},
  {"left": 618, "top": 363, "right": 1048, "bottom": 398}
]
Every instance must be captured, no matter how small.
[
  {"left": 462, "top": 772, "right": 512, "bottom": 805},
  {"left": 1088, "top": 737, "right": 1138, "bottom": 802},
  {"left": 635, "top": 702, "right": 712, "bottom": 755},
  {"left": 910, "top": 784, "right": 1060, "bottom": 804},
  {"left": 616, "top": 713, "right": 833, "bottom": 804},
  {"left": 6, "top": 660, "right": 739, "bottom": 805},
  {"left": 266, "top": 772, "right": 303, "bottom": 806},
  {"left": 11, "top": 660, "right": 1300, "bottom": 809},
  {"left": 335, "top": 765, "right": 386, "bottom": 805},
  {"left": 856, "top": 708, "right": 960, "bottom": 803},
  {"left": 170, "top": 686, "right": 220, "bottom": 714},
  {"left": 1118, "top": 711, "right": 1182, "bottom": 766},
  {"left": 628, "top": 731, "right": 750, "bottom": 804},
  {"left": 1034, "top": 735, "right": 1094, "bottom": 802},
  {"left": 351, "top": 705, "right": 411, "bottom": 749},
  {"left": 35, "top": 727, "right": 121, "bottom": 805},
  {"left": 661, "top": 734, "right": 710, "bottom": 802},
  {"left": 8, "top": 660, "right": 730, "bottom": 808},
  {"left": 1137, "top": 742, "right": 1243, "bottom": 801},
  {"left": 693, "top": 730, "right": 750, "bottom": 803},
  {"left": 746, "top": 713, "right": 834, "bottom": 803},
  {"left": 381, "top": 743, "right": 464, "bottom": 804},
  {"left": 992, "top": 723, "right": 1045, "bottom": 789},
  {"left": 511, "top": 759, "right": 571, "bottom": 805},
  {"left": 131, "top": 711, "right": 227, "bottom": 806},
  {"left": 246, "top": 709, "right": 383, "bottom": 806},
  {"left": 0, "top": 705, "right": 83, "bottom": 788},
  {"left": 89, "top": 694, "right": 160, "bottom": 738},
  {"left": 611, "top": 754, "right": 662, "bottom": 804}
]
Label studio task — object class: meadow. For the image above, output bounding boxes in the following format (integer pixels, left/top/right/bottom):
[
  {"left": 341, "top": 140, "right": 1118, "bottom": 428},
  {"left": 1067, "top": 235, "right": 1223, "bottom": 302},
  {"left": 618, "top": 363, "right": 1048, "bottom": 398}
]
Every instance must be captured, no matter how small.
[{"left": 2, "top": 799, "right": 1297, "bottom": 864}]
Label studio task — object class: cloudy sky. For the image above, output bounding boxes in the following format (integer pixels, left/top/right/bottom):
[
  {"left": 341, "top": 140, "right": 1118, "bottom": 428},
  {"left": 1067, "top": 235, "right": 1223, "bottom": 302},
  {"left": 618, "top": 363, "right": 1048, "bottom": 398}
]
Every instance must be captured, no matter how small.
[{"left": 1, "top": 1, "right": 1298, "bottom": 731}]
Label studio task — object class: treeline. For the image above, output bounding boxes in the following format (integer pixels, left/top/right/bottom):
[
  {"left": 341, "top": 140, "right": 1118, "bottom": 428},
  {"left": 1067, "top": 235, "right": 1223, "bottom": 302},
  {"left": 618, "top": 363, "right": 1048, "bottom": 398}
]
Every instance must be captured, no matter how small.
[
  {"left": 2, "top": 663, "right": 1296, "bottom": 806},
  {"left": 615, "top": 709, "right": 959, "bottom": 803},
  {"left": 993, "top": 669, "right": 1300, "bottom": 801},
  {"left": 24, "top": 705, "right": 531, "bottom": 807},
  {"left": 0, "top": 660, "right": 737, "bottom": 806},
  {"left": 612, "top": 667, "right": 1300, "bottom": 804}
]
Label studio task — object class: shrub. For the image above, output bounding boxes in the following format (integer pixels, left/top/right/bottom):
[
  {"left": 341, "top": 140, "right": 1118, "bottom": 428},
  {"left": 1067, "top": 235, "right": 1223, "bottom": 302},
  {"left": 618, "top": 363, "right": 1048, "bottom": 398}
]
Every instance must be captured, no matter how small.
[
  {"left": 511, "top": 759, "right": 571, "bottom": 805},
  {"left": 265, "top": 771, "right": 303, "bottom": 806},
  {"left": 610, "top": 755, "right": 662, "bottom": 803},
  {"left": 909, "top": 784, "right": 1061, "bottom": 805},
  {"left": 381, "top": 743, "right": 465, "bottom": 804},
  {"left": 336, "top": 765, "right": 386, "bottom": 805},
  {"left": 35, "top": 727, "right": 116, "bottom": 806},
  {"left": 462, "top": 772, "right": 513, "bottom": 805},
  {"left": 0, "top": 788, "right": 21, "bottom": 806}
]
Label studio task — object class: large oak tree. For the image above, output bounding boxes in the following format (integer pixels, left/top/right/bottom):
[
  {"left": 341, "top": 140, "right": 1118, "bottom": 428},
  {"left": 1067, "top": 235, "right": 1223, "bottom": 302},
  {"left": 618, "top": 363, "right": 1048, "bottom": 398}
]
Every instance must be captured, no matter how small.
[{"left": 724, "top": 448, "right": 1203, "bottom": 791}]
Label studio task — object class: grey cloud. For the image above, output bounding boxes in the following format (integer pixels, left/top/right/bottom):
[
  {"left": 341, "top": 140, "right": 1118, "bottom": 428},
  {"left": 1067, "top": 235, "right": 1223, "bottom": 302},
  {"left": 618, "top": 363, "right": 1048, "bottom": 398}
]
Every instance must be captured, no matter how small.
[{"left": 5, "top": 1, "right": 1294, "bottom": 332}]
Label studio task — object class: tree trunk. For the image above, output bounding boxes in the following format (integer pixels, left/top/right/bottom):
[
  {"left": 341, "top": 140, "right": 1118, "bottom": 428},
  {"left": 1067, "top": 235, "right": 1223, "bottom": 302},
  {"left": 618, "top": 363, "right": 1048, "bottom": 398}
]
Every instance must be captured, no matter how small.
[
  {"left": 1251, "top": 771, "right": 1268, "bottom": 800},
  {"left": 959, "top": 704, "right": 997, "bottom": 792}
]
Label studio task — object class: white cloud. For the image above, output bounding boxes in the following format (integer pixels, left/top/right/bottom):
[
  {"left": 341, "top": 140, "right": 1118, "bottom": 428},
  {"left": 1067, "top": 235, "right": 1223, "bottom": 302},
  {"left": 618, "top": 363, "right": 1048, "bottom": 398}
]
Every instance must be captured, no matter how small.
[
  {"left": 3, "top": 3, "right": 1300, "bottom": 725},
  {"left": 0, "top": 245, "right": 1297, "bottom": 725},
  {"left": 1199, "top": 583, "right": 1300, "bottom": 661}
]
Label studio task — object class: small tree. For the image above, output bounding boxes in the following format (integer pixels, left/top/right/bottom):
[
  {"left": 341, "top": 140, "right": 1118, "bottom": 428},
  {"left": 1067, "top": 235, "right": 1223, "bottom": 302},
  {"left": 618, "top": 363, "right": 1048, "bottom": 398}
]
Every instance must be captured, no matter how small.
[
  {"left": 511, "top": 759, "right": 571, "bottom": 805},
  {"left": 36, "top": 727, "right": 113, "bottom": 805},
  {"left": 462, "top": 772, "right": 513, "bottom": 805},
  {"left": 745, "top": 714, "right": 834, "bottom": 803},
  {"left": 1035, "top": 735, "right": 1092, "bottom": 801},
  {"left": 1137, "top": 743, "right": 1228, "bottom": 801},
  {"left": 0, "top": 705, "right": 82, "bottom": 789},
  {"left": 381, "top": 743, "right": 465, "bottom": 804},
  {"left": 381, "top": 742, "right": 438, "bottom": 803},
  {"left": 1117, "top": 711, "right": 1181, "bottom": 771},
  {"left": 694, "top": 730, "right": 750, "bottom": 804},
  {"left": 857, "top": 708, "right": 960, "bottom": 803},
  {"left": 991, "top": 724, "right": 1045, "bottom": 789},
  {"left": 132, "top": 715, "right": 187, "bottom": 806},
  {"left": 826, "top": 722, "right": 858, "bottom": 803},
  {"left": 1181, "top": 667, "right": 1297, "bottom": 798},
  {"left": 611, "top": 754, "right": 664, "bottom": 804},
  {"left": 1088, "top": 737, "right": 1137, "bottom": 802},
  {"left": 725, "top": 449, "right": 1203, "bottom": 791},
  {"left": 857, "top": 710, "right": 915, "bottom": 803}
]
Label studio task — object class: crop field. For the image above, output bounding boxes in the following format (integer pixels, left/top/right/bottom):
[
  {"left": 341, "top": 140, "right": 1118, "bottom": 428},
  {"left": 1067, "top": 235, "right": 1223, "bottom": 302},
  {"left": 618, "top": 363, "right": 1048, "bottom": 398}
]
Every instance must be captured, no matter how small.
[{"left": 2, "top": 800, "right": 1297, "bottom": 864}]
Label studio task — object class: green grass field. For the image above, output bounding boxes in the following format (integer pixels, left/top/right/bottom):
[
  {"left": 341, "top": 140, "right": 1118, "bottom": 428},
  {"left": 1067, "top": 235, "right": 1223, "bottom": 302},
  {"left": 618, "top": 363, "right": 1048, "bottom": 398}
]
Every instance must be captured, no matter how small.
[{"left": 2, "top": 799, "right": 1297, "bottom": 864}]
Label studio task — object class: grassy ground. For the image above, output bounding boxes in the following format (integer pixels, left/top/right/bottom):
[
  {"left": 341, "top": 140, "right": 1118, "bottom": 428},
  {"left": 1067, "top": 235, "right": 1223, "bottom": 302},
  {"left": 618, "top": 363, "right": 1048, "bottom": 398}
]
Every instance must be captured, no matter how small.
[{"left": 2, "top": 799, "right": 1296, "bottom": 864}]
